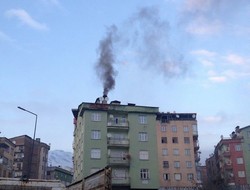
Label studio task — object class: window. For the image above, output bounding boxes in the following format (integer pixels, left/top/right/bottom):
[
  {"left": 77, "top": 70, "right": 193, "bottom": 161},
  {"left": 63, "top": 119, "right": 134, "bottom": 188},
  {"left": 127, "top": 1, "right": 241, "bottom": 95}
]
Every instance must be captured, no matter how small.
[
  {"left": 163, "top": 161, "right": 169, "bottom": 168},
  {"left": 91, "top": 130, "right": 101, "bottom": 139},
  {"left": 174, "top": 173, "right": 181, "bottom": 181},
  {"left": 91, "top": 113, "right": 101, "bottom": 121},
  {"left": 161, "top": 137, "right": 167, "bottom": 143},
  {"left": 238, "top": 171, "right": 245, "bottom": 178},
  {"left": 235, "top": 144, "right": 242, "bottom": 151},
  {"left": 139, "top": 132, "right": 148, "bottom": 141},
  {"left": 91, "top": 149, "right": 101, "bottom": 159},
  {"left": 184, "top": 137, "right": 190, "bottom": 144},
  {"left": 139, "top": 115, "right": 147, "bottom": 124},
  {"left": 140, "top": 169, "right": 150, "bottom": 180},
  {"left": 247, "top": 131, "right": 250, "bottom": 138},
  {"left": 186, "top": 161, "right": 192, "bottom": 168},
  {"left": 185, "top": 149, "right": 191, "bottom": 156},
  {"left": 173, "top": 148, "right": 179, "bottom": 156},
  {"left": 187, "top": 173, "right": 194, "bottom": 181},
  {"left": 192, "top": 124, "right": 198, "bottom": 133},
  {"left": 237, "top": 157, "right": 244, "bottom": 164},
  {"left": 174, "top": 161, "right": 180, "bottom": 168},
  {"left": 161, "top": 125, "right": 167, "bottom": 132},
  {"left": 163, "top": 173, "right": 170, "bottom": 180},
  {"left": 162, "top": 148, "right": 168, "bottom": 156},
  {"left": 183, "top": 126, "right": 189, "bottom": 132},
  {"left": 172, "top": 125, "right": 177, "bottom": 132},
  {"left": 172, "top": 137, "right": 178, "bottom": 144},
  {"left": 139, "top": 151, "right": 149, "bottom": 160}
]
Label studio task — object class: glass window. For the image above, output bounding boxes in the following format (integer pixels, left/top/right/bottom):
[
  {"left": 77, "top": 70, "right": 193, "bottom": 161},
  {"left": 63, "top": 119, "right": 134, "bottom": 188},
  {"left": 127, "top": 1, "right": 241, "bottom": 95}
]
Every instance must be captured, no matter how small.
[
  {"left": 235, "top": 144, "right": 242, "bottom": 151},
  {"left": 174, "top": 161, "right": 180, "bottom": 168},
  {"left": 186, "top": 161, "right": 192, "bottom": 168},
  {"left": 174, "top": 173, "right": 181, "bottom": 181},
  {"left": 172, "top": 125, "right": 177, "bottom": 132},
  {"left": 161, "top": 125, "right": 167, "bottom": 132},
  {"left": 91, "top": 113, "right": 101, "bottom": 121},
  {"left": 162, "top": 148, "right": 168, "bottom": 156},
  {"left": 238, "top": 171, "right": 245, "bottom": 178},
  {"left": 161, "top": 137, "right": 167, "bottom": 144},
  {"left": 184, "top": 137, "right": 190, "bottom": 144},
  {"left": 140, "top": 169, "right": 150, "bottom": 180},
  {"left": 163, "top": 173, "right": 170, "bottom": 180},
  {"left": 187, "top": 173, "right": 194, "bottom": 181},
  {"left": 163, "top": 161, "right": 169, "bottom": 168},
  {"left": 91, "top": 149, "right": 101, "bottom": 159},
  {"left": 139, "top": 115, "right": 147, "bottom": 124},
  {"left": 91, "top": 130, "right": 101, "bottom": 139},
  {"left": 139, "top": 132, "right": 148, "bottom": 142},
  {"left": 237, "top": 157, "right": 243, "bottom": 164},
  {"left": 172, "top": 137, "right": 178, "bottom": 144},
  {"left": 139, "top": 151, "right": 149, "bottom": 160},
  {"left": 183, "top": 126, "right": 189, "bottom": 132},
  {"left": 185, "top": 149, "right": 191, "bottom": 156},
  {"left": 173, "top": 148, "right": 179, "bottom": 156},
  {"left": 192, "top": 124, "right": 198, "bottom": 133}
]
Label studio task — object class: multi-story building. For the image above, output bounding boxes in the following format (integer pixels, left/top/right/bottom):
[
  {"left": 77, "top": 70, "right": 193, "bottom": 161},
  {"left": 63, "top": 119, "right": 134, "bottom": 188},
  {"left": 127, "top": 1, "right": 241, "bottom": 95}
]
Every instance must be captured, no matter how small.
[
  {"left": 238, "top": 125, "right": 250, "bottom": 184},
  {"left": 47, "top": 166, "right": 73, "bottom": 186},
  {"left": 206, "top": 126, "right": 249, "bottom": 188},
  {"left": 10, "top": 135, "right": 50, "bottom": 179},
  {"left": 156, "top": 112, "right": 199, "bottom": 189},
  {"left": 72, "top": 96, "right": 199, "bottom": 190},
  {"left": 72, "top": 96, "right": 160, "bottom": 190},
  {"left": 0, "top": 137, "right": 15, "bottom": 177}
]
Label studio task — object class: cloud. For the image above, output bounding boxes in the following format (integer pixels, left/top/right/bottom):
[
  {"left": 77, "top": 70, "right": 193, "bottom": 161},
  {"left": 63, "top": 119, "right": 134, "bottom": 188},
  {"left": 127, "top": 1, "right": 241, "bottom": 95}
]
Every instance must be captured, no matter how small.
[
  {"left": 0, "top": 30, "right": 14, "bottom": 42},
  {"left": 202, "top": 112, "right": 228, "bottom": 124},
  {"left": 191, "top": 49, "right": 216, "bottom": 57},
  {"left": 224, "top": 54, "right": 247, "bottom": 65},
  {"left": 208, "top": 76, "right": 227, "bottom": 83},
  {"left": 5, "top": 9, "right": 48, "bottom": 31}
]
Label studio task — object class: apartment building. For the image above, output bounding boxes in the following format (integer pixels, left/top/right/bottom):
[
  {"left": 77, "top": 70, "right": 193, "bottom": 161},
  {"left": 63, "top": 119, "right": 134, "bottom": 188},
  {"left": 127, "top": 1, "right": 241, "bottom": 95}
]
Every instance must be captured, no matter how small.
[
  {"left": 47, "top": 166, "right": 73, "bottom": 186},
  {"left": 156, "top": 112, "right": 199, "bottom": 189},
  {"left": 206, "top": 126, "right": 249, "bottom": 188},
  {"left": 10, "top": 135, "right": 50, "bottom": 179},
  {"left": 238, "top": 125, "right": 250, "bottom": 184},
  {"left": 72, "top": 96, "right": 160, "bottom": 190},
  {"left": 0, "top": 137, "right": 15, "bottom": 177}
]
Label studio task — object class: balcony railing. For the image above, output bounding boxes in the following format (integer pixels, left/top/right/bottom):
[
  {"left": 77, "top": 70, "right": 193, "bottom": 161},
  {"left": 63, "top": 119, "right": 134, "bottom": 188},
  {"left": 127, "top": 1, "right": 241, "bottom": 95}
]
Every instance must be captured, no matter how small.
[
  {"left": 107, "top": 138, "right": 129, "bottom": 147},
  {"left": 112, "top": 177, "right": 130, "bottom": 185},
  {"left": 108, "top": 156, "right": 130, "bottom": 166},
  {"left": 107, "top": 120, "right": 129, "bottom": 130}
]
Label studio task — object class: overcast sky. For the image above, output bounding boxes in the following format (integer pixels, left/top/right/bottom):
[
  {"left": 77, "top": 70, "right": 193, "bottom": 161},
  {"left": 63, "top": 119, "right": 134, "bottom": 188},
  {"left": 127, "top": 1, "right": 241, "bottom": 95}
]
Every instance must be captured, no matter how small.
[{"left": 1, "top": 0, "right": 250, "bottom": 164}]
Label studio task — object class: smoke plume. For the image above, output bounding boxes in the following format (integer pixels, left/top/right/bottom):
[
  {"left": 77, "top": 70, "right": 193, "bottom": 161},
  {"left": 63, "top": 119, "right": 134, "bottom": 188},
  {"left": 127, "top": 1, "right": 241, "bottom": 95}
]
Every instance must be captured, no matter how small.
[{"left": 95, "top": 25, "right": 118, "bottom": 96}]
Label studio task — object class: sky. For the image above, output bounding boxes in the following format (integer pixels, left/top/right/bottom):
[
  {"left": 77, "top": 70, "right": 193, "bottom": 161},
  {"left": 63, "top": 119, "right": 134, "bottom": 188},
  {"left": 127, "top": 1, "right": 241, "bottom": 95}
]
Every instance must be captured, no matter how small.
[{"left": 1, "top": 0, "right": 250, "bottom": 164}]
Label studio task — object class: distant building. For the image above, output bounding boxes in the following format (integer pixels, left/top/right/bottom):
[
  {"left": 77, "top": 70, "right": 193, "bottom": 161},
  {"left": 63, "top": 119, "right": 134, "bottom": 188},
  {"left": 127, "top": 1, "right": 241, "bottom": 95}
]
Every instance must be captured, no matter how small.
[
  {"left": 0, "top": 137, "right": 15, "bottom": 177},
  {"left": 47, "top": 166, "right": 73, "bottom": 186},
  {"left": 238, "top": 125, "right": 250, "bottom": 184},
  {"left": 72, "top": 96, "right": 199, "bottom": 190},
  {"left": 10, "top": 135, "right": 50, "bottom": 179},
  {"left": 206, "top": 126, "right": 250, "bottom": 188},
  {"left": 156, "top": 112, "right": 200, "bottom": 189}
]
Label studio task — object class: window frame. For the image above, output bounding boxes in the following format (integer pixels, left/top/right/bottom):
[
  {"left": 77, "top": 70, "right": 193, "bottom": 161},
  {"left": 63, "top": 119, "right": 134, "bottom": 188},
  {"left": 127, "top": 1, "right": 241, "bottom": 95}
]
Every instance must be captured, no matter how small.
[
  {"left": 91, "top": 149, "right": 101, "bottom": 159},
  {"left": 139, "top": 132, "right": 148, "bottom": 142},
  {"left": 91, "top": 130, "right": 101, "bottom": 140},
  {"left": 140, "top": 169, "right": 150, "bottom": 180},
  {"left": 139, "top": 151, "right": 149, "bottom": 160}
]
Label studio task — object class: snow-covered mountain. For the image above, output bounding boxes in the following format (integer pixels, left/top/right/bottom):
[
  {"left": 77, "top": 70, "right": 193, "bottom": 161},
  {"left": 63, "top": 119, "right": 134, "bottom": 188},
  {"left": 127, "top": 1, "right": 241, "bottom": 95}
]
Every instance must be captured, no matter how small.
[{"left": 48, "top": 150, "right": 73, "bottom": 171}]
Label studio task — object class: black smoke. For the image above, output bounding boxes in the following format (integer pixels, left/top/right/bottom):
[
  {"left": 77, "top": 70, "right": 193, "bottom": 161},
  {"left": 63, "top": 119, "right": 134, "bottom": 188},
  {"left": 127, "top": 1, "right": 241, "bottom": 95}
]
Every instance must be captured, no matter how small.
[{"left": 95, "top": 25, "right": 118, "bottom": 96}]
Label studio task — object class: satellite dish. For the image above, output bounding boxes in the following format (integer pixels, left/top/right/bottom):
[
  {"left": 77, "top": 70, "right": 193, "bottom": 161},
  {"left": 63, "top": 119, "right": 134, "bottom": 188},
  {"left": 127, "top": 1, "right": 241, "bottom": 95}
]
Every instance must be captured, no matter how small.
[
  {"left": 192, "top": 114, "right": 196, "bottom": 118},
  {"left": 109, "top": 114, "right": 114, "bottom": 118},
  {"left": 176, "top": 114, "right": 179, "bottom": 118}
]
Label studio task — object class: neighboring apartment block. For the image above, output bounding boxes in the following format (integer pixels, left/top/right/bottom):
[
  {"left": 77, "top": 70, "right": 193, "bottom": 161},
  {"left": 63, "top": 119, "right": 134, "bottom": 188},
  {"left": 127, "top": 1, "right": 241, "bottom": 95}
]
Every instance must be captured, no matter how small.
[
  {"left": 0, "top": 137, "right": 15, "bottom": 177},
  {"left": 47, "top": 166, "right": 73, "bottom": 186},
  {"left": 72, "top": 96, "right": 199, "bottom": 190},
  {"left": 206, "top": 125, "right": 250, "bottom": 188},
  {"left": 156, "top": 113, "right": 199, "bottom": 189},
  {"left": 10, "top": 135, "right": 50, "bottom": 179}
]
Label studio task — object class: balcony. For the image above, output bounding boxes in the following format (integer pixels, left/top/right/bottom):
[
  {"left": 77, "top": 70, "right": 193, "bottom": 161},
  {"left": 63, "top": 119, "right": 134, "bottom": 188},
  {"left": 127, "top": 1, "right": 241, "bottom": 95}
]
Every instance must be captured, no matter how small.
[
  {"left": 107, "top": 138, "right": 129, "bottom": 147},
  {"left": 112, "top": 177, "right": 130, "bottom": 186},
  {"left": 107, "top": 120, "right": 129, "bottom": 130},
  {"left": 108, "top": 156, "right": 130, "bottom": 166},
  {"left": 194, "top": 141, "right": 200, "bottom": 151}
]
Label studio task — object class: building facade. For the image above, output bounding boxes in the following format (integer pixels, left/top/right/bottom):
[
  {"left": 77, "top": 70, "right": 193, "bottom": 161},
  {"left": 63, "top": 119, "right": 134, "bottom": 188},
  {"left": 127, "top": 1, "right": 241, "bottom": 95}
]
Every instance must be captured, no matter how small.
[
  {"left": 10, "top": 135, "right": 50, "bottom": 179},
  {"left": 239, "top": 125, "right": 250, "bottom": 184},
  {"left": 0, "top": 137, "right": 15, "bottom": 177},
  {"left": 72, "top": 97, "right": 160, "bottom": 189},
  {"left": 72, "top": 97, "right": 199, "bottom": 190},
  {"left": 47, "top": 166, "right": 73, "bottom": 186},
  {"left": 156, "top": 113, "right": 199, "bottom": 189}
]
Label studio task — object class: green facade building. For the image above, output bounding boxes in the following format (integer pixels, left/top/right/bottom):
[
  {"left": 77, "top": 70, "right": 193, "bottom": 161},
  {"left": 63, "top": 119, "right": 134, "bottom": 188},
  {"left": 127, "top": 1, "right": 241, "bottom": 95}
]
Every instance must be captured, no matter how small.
[{"left": 72, "top": 97, "right": 160, "bottom": 190}]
